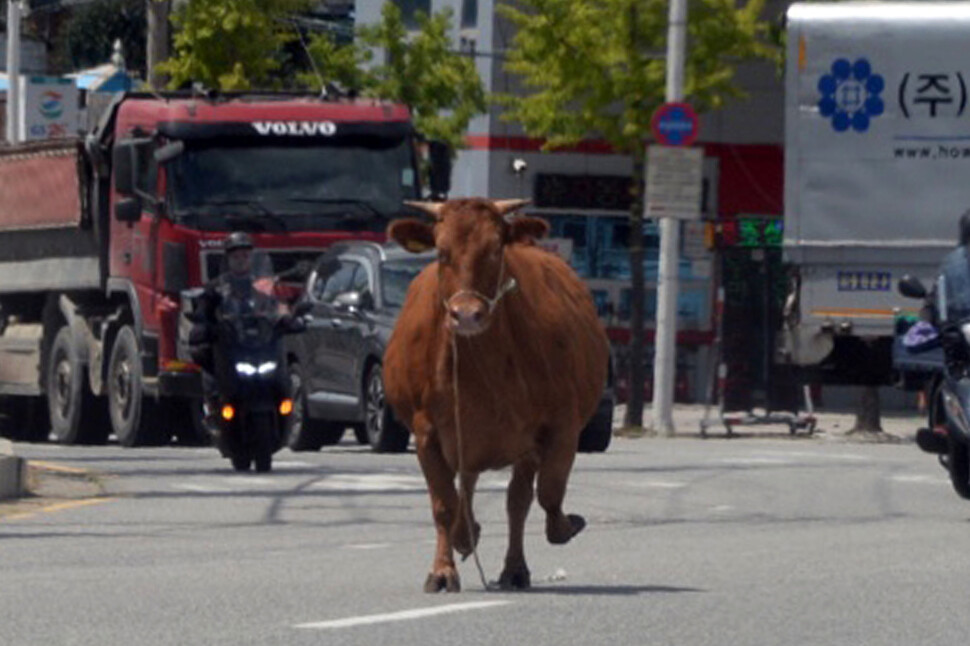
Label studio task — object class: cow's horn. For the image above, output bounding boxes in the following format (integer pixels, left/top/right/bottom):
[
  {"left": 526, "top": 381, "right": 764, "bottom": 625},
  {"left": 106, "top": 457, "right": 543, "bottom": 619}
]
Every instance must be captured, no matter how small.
[
  {"left": 494, "top": 199, "right": 531, "bottom": 216},
  {"left": 404, "top": 201, "right": 445, "bottom": 220}
]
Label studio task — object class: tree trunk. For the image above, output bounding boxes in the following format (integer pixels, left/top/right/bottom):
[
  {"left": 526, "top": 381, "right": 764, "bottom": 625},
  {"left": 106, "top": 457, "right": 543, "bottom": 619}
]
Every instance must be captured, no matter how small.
[
  {"left": 147, "top": 0, "right": 171, "bottom": 89},
  {"left": 851, "top": 385, "right": 883, "bottom": 433},
  {"left": 623, "top": 145, "right": 647, "bottom": 429}
]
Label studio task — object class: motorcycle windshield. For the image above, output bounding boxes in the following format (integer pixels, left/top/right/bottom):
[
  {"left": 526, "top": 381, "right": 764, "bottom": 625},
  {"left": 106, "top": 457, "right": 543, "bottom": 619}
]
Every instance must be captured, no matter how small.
[{"left": 218, "top": 280, "right": 281, "bottom": 349}]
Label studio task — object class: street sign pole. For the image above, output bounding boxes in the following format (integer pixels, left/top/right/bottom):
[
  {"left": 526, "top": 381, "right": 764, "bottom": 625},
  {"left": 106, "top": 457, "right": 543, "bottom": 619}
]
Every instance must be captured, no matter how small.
[
  {"left": 651, "top": 0, "right": 689, "bottom": 437},
  {"left": 5, "top": 0, "right": 23, "bottom": 145}
]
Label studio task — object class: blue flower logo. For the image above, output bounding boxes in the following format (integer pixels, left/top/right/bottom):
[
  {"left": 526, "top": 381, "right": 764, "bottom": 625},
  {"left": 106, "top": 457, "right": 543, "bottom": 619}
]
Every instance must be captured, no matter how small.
[{"left": 818, "top": 58, "right": 884, "bottom": 133}]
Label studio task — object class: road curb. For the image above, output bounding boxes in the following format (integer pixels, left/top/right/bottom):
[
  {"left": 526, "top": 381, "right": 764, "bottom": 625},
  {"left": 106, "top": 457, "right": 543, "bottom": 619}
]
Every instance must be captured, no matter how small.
[{"left": 0, "top": 439, "right": 28, "bottom": 500}]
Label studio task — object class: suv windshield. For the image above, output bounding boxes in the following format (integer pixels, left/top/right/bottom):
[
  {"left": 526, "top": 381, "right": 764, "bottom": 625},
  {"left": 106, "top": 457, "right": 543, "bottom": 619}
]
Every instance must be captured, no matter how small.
[
  {"left": 168, "top": 138, "right": 418, "bottom": 230},
  {"left": 381, "top": 258, "right": 432, "bottom": 309}
]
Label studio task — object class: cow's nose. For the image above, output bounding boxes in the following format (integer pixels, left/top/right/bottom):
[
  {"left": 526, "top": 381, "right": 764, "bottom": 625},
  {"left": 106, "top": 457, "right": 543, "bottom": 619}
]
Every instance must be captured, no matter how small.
[{"left": 449, "top": 304, "right": 485, "bottom": 329}]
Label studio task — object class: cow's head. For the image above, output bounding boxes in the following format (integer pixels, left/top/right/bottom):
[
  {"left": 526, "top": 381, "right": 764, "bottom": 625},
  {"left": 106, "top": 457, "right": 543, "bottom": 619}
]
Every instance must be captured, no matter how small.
[{"left": 389, "top": 198, "right": 549, "bottom": 336}]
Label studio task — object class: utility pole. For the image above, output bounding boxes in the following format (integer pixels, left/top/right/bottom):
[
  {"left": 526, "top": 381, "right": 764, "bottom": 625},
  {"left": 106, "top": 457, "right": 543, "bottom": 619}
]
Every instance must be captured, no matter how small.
[
  {"left": 147, "top": 0, "right": 171, "bottom": 89},
  {"left": 5, "top": 0, "right": 23, "bottom": 144},
  {"left": 650, "top": 0, "right": 688, "bottom": 436}
]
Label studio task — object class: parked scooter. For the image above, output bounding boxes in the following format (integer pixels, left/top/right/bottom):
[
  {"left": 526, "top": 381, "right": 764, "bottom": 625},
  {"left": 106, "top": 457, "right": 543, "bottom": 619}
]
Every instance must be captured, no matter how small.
[
  {"left": 898, "top": 275, "right": 970, "bottom": 499},
  {"left": 182, "top": 273, "right": 309, "bottom": 473}
]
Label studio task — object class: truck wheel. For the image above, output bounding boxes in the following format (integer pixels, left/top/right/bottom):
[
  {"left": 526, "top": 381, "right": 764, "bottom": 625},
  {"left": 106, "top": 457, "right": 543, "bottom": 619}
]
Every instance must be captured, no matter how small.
[
  {"left": 364, "top": 364, "right": 409, "bottom": 453},
  {"left": 108, "top": 326, "right": 166, "bottom": 447},
  {"left": 47, "top": 326, "right": 109, "bottom": 445}
]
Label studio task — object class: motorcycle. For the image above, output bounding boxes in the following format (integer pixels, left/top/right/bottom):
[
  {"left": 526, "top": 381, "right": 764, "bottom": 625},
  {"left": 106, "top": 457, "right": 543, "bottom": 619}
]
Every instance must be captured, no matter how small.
[
  {"left": 898, "top": 274, "right": 970, "bottom": 499},
  {"left": 182, "top": 272, "right": 309, "bottom": 473}
]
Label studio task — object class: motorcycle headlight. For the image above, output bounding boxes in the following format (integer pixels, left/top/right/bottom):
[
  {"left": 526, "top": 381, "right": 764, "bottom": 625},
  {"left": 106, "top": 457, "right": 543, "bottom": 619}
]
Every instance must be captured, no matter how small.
[
  {"left": 257, "top": 361, "right": 278, "bottom": 375},
  {"left": 235, "top": 362, "right": 257, "bottom": 377}
]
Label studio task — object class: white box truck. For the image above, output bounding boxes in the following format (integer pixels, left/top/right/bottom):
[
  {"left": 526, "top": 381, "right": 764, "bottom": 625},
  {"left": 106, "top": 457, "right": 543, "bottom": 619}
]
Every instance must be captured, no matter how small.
[{"left": 780, "top": 1, "right": 970, "bottom": 385}]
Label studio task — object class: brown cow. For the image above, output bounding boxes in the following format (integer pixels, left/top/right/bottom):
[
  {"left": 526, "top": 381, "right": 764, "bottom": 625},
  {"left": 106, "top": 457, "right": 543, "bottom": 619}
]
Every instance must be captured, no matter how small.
[{"left": 383, "top": 198, "right": 609, "bottom": 592}]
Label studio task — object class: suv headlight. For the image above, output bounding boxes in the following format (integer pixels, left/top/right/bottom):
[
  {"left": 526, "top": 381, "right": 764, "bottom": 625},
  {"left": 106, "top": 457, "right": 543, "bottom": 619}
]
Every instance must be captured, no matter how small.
[{"left": 258, "top": 361, "right": 277, "bottom": 375}]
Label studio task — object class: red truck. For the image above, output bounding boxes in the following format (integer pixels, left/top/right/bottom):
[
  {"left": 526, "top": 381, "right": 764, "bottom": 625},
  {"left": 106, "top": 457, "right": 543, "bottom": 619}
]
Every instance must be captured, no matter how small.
[{"left": 0, "top": 91, "right": 434, "bottom": 447}]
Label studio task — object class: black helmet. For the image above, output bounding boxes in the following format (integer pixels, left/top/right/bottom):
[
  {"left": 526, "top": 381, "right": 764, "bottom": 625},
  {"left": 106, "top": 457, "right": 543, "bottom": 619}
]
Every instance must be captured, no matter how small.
[{"left": 225, "top": 231, "right": 254, "bottom": 253}]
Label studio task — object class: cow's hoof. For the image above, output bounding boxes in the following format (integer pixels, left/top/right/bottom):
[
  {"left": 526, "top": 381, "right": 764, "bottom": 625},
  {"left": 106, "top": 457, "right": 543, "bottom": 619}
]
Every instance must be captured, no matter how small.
[
  {"left": 498, "top": 565, "right": 531, "bottom": 590},
  {"left": 451, "top": 521, "right": 481, "bottom": 561},
  {"left": 547, "top": 513, "right": 586, "bottom": 544},
  {"left": 424, "top": 570, "right": 461, "bottom": 593}
]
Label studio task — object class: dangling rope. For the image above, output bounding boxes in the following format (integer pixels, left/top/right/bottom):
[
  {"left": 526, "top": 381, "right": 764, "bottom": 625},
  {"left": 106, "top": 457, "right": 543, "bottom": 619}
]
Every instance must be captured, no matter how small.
[
  {"left": 451, "top": 334, "right": 493, "bottom": 592},
  {"left": 443, "top": 253, "right": 518, "bottom": 592}
]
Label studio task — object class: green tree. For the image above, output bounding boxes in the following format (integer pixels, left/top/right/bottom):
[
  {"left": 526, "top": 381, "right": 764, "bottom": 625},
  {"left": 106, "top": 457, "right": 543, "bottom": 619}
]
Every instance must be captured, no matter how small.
[
  {"left": 157, "top": 0, "right": 312, "bottom": 90},
  {"left": 301, "top": 3, "right": 486, "bottom": 151},
  {"left": 498, "top": 0, "right": 778, "bottom": 429},
  {"left": 56, "top": 0, "right": 146, "bottom": 75}
]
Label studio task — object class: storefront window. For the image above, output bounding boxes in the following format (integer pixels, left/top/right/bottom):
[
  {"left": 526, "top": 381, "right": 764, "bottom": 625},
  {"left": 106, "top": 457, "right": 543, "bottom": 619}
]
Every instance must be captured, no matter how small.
[{"left": 394, "top": 0, "right": 431, "bottom": 27}]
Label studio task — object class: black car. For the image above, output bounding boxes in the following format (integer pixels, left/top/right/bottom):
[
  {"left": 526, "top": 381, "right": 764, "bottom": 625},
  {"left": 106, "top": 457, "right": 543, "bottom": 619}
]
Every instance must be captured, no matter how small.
[{"left": 285, "top": 241, "right": 615, "bottom": 453}]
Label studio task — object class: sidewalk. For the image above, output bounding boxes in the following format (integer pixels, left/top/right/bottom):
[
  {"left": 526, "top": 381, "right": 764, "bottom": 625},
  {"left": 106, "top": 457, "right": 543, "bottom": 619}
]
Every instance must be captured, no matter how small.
[{"left": 614, "top": 403, "right": 923, "bottom": 443}]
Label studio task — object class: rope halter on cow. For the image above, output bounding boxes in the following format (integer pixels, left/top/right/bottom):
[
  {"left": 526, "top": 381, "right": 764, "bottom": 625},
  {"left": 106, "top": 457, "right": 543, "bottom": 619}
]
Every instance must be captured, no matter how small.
[{"left": 441, "top": 252, "right": 518, "bottom": 318}]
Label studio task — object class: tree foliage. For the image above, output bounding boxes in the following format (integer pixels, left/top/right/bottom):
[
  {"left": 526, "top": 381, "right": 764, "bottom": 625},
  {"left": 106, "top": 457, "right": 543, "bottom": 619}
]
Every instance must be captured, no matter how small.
[
  {"left": 497, "top": 0, "right": 778, "bottom": 152},
  {"left": 58, "top": 0, "right": 146, "bottom": 75},
  {"left": 301, "top": 3, "right": 487, "bottom": 150},
  {"left": 157, "top": 0, "right": 312, "bottom": 90}
]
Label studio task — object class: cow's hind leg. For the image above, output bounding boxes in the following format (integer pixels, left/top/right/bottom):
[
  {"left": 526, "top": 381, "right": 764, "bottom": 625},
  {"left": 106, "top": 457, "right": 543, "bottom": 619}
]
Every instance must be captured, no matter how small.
[
  {"left": 537, "top": 435, "right": 585, "bottom": 545},
  {"left": 415, "top": 430, "right": 461, "bottom": 593},
  {"left": 451, "top": 472, "right": 481, "bottom": 560},
  {"left": 499, "top": 455, "right": 538, "bottom": 590}
]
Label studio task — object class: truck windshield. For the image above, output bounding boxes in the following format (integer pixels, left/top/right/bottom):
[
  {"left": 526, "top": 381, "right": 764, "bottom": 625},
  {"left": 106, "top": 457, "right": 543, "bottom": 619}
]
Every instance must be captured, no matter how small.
[{"left": 168, "top": 138, "right": 418, "bottom": 230}]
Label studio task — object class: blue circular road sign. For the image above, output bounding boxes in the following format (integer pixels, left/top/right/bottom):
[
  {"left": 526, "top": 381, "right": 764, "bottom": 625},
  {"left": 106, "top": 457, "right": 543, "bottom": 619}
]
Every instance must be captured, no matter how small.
[{"left": 651, "top": 102, "right": 700, "bottom": 146}]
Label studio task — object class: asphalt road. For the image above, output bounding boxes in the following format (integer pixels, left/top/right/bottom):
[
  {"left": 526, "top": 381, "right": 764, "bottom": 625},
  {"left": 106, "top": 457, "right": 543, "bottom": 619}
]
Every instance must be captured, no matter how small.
[{"left": 2, "top": 426, "right": 970, "bottom": 646}]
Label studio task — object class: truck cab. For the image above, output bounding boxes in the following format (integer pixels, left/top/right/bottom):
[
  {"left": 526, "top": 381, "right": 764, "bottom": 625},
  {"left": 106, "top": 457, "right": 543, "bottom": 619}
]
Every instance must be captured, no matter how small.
[{"left": 0, "top": 91, "right": 437, "bottom": 447}]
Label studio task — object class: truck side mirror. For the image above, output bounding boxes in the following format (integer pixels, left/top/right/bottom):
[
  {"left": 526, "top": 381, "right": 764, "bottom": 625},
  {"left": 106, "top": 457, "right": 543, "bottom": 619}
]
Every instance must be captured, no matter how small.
[
  {"left": 115, "top": 197, "right": 142, "bottom": 224},
  {"left": 428, "top": 140, "right": 452, "bottom": 200},
  {"left": 113, "top": 142, "right": 136, "bottom": 195}
]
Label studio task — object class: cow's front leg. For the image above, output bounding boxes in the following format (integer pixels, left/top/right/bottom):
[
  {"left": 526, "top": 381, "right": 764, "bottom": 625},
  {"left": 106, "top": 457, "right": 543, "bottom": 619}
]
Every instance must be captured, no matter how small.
[
  {"left": 538, "top": 435, "right": 586, "bottom": 545},
  {"left": 499, "top": 455, "right": 538, "bottom": 590},
  {"left": 415, "top": 431, "right": 461, "bottom": 593},
  {"left": 451, "top": 471, "right": 480, "bottom": 560}
]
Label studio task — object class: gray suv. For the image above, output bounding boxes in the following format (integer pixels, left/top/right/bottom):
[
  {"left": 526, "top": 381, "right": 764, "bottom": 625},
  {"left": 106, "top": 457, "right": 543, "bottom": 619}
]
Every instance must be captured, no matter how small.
[{"left": 285, "top": 241, "right": 614, "bottom": 453}]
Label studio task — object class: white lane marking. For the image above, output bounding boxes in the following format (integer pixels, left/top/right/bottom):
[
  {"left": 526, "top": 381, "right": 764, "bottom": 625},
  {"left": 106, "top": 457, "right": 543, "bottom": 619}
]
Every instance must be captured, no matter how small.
[
  {"left": 712, "top": 451, "right": 871, "bottom": 467},
  {"left": 310, "top": 474, "right": 428, "bottom": 492},
  {"left": 295, "top": 601, "right": 511, "bottom": 630},
  {"left": 628, "top": 480, "right": 687, "bottom": 489},
  {"left": 309, "top": 473, "right": 505, "bottom": 493},
  {"left": 891, "top": 474, "right": 948, "bottom": 485},
  {"left": 344, "top": 543, "right": 391, "bottom": 550},
  {"left": 272, "top": 461, "right": 315, "bottom": 469},
  {"left": 171, "top": 483, "right": 232, "bottom": 493},
  {"left": 714, "top": 457, "right": 795, "bottom": 466},
  {"left": 223, "top": 476, "right": 279, "bottom": 487}
]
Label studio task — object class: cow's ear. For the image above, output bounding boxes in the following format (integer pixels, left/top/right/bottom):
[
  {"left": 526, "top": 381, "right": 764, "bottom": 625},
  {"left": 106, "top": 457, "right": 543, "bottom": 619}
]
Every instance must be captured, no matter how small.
[
  {"left": 388, "top": 218, "right": 436, "bottom": 253},
  {"left": 507, "top": 216, "right": 550, "bottom": 245}
]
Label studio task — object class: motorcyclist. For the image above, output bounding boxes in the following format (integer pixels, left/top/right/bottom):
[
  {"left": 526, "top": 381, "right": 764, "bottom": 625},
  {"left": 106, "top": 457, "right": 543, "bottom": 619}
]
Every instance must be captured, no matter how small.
[
  {"left": 922, "top": 210, "right": 970, "bottom": 370},
  {"left": 192, "top": 232, "right": 273, "bottom": 428}
]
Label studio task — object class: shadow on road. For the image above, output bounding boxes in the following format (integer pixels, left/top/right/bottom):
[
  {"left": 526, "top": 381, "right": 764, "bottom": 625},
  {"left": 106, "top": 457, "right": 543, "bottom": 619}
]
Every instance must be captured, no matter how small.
[{"left": 523, "top": 583, "right": 704, "bottom": 596}]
